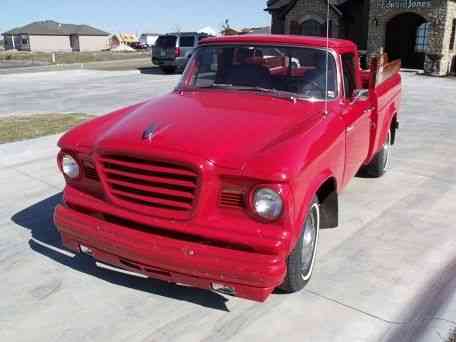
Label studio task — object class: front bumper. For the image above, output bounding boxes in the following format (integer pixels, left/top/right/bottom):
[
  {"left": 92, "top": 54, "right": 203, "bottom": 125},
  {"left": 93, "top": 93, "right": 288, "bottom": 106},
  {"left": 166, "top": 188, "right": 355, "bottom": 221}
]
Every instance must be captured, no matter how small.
[{"left": 54, "top": 194, "right": 287, "bottom": 302}]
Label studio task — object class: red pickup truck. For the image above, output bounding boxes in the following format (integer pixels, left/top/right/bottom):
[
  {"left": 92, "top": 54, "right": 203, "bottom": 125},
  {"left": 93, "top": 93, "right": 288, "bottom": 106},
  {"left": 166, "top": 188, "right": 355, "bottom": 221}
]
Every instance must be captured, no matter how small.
[{"left": 54, "top": 35, "right": 401, "bottom": 302}]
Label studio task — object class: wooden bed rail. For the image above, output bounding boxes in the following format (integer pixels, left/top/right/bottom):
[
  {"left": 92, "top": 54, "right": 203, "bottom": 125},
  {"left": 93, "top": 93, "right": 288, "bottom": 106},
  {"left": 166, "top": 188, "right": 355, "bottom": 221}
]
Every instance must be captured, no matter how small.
[{"left": 369, "top": 53, "right": 401, "bottom": 89}]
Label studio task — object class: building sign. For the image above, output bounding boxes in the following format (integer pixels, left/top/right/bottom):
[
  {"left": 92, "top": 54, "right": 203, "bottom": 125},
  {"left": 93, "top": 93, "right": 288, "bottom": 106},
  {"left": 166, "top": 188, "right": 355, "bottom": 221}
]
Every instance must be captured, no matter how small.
[{"left": 381, "top": 0, "right": 432, "bottom": 9}]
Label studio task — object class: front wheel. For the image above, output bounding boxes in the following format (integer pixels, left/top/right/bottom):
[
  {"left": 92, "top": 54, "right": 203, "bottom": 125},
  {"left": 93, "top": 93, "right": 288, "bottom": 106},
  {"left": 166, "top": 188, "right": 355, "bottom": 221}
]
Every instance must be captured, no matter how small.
[
  {"left": 279, "top": 197, "right": 320, "bottom": 293},
  {"left": 363, "top": 129, "right": 392, "bottom": 178}
]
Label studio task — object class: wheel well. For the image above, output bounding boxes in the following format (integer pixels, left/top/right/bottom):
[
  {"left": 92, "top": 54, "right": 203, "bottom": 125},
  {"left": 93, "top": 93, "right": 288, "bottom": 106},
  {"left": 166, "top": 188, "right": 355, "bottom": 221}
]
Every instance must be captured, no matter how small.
[
  {"left": 316, "top": 177, "right": 338, "bottom": 229},
  {"left": 390, "top": 114, "right": 399, "bottom": 145}
]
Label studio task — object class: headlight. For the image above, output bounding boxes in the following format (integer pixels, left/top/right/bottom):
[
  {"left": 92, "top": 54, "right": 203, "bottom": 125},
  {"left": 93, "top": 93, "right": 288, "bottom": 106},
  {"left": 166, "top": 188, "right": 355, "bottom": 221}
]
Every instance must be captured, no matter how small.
[
  {"left": 253, "top": 188, "right": 283, "bottom": 221},
  {"left": 62, "top": 154, "right": 80, "bottom": 179}
]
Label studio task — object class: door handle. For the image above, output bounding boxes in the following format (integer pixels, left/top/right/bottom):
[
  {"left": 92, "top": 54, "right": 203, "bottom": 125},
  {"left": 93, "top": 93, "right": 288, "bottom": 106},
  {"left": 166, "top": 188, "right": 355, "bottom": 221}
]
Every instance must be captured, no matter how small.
[{"left": 363, "top": 108, "right": 372, "bottom": 115}]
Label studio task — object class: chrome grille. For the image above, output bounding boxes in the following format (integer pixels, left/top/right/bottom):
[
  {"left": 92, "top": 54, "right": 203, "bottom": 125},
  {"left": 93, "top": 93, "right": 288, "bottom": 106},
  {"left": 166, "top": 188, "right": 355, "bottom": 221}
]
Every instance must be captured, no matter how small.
[
  {"left": 99, "top": 155, "right": 198, "bottom": 218},
  {"left": 220, "top": 189, "right": 245, "bottom": 208},
  {"left": 82, "top": 161, "right": 99, "bottom": 181}
]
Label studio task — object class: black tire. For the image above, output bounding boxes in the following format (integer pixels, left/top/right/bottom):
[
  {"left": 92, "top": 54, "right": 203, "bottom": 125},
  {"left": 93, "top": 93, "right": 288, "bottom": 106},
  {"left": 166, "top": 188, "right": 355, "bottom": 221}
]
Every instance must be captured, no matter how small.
[
  {"left": 279, "top": 197, "right": 320, "bottom": 293},
  {"left": 363, "top": 129, "right": 392, "bottom": 178},
  {"left": 161, "top": 66, "right": 176, "bottom": 74}
]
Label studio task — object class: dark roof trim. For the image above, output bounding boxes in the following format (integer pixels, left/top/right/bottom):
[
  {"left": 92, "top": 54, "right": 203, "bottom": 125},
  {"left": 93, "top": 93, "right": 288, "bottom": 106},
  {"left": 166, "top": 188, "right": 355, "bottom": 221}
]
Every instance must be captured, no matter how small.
[{"left": 4, "top": 20, "right": 110, "bottom": 36}]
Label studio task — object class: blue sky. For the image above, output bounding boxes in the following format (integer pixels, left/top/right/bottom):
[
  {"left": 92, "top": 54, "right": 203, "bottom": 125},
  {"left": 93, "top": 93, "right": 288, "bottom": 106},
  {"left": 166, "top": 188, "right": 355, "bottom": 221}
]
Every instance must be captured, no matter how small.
[{"left": 1, "top": 0, "right": 270, "bottom": 34}]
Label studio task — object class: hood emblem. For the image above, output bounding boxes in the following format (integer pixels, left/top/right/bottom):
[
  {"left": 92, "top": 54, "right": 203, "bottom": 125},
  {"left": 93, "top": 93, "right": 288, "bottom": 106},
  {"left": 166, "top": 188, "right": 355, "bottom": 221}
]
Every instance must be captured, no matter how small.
[
  {"left": 143, "top": 124, "right": 157, "bottom": 142},
  {"left": 142, "top": 124, "right": 172, "bottom": 142}
]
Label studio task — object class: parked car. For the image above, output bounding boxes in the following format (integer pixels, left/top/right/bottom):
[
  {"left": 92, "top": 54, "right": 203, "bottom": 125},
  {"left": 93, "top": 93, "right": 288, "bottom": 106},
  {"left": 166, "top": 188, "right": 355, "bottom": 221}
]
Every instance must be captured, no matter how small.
[
  {"left": 128, "top": 41, "right": 147, "bottom": 50},
  {"left": 152, "top": 32, "right": 210, "bottom": 73},
  {"left": 54, "top": 35, "right": 401, "bottom": 302}
]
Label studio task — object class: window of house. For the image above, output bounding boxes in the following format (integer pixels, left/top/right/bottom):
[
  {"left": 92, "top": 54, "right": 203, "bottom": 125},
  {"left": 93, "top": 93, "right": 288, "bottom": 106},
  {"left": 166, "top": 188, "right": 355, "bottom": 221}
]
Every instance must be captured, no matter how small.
[
  {"left": 416, "top": 22, "right": 431, "bottom": 53},
  {"left": 179, "top": 36, "right": 195, "bottom": 48},
  {"left": 342, "top": 53, "right": 356, "bottom": 99},
  {"left": 301, "top": 19, "right": 324, "bottom": 37},
  {"left": 450, "top": 19, "right": 456, "bottom": 51},
  {"left": 22, "top": 38, "right": 28, "bottom": 45}
]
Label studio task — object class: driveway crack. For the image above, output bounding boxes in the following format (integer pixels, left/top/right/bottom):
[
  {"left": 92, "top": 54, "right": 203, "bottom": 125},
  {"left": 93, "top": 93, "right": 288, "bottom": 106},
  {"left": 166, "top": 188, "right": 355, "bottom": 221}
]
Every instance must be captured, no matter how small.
[{"left": 305, "top": 289, "right": 405, "bottom": 325}]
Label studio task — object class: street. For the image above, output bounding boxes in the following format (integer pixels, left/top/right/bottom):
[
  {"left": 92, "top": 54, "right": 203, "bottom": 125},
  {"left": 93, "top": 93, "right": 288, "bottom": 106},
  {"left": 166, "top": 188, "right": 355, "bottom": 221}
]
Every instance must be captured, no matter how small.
[{"left": 1, "top": 70, "right": 456, "bottom": 341}]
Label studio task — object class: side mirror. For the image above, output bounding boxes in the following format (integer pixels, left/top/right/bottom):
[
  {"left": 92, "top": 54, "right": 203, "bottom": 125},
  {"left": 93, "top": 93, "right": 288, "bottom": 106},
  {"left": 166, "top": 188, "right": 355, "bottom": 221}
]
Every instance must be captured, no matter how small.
[{"left": 351, "top": 89, "right": 369, "bottom": 103}]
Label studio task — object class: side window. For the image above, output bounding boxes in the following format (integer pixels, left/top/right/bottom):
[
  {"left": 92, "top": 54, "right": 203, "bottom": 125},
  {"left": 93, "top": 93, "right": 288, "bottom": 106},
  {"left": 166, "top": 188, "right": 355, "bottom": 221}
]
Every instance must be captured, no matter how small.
[
  {"left": 342, "top": 53, "right": 356, "bottom": 99},
  {"left": 179, "top": 36, "right": 195, "bottom": 47}
]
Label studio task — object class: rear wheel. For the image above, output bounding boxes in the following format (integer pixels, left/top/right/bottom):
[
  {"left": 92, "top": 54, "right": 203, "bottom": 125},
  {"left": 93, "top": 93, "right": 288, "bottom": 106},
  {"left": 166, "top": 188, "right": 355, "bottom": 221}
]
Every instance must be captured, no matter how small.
[
  {"left": 279, "top": 197, "right": 320, "bottom": 293},
  {"left": 363, "top": 129, "right": 392, "bottom": 178}
]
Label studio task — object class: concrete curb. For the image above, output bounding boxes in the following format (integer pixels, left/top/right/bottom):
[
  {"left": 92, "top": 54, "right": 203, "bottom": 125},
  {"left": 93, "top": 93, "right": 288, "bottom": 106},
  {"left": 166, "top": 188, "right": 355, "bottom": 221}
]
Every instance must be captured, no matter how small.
[{"left": 0, "top": 57, "right": 151, "bottom": 75}]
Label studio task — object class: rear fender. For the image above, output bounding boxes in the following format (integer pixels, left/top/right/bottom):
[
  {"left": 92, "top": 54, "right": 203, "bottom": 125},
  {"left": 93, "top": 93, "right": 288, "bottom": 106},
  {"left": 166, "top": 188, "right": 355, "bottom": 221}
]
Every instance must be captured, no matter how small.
[{"left": 366, "top": 76, "right": 400, "bottom": 163}]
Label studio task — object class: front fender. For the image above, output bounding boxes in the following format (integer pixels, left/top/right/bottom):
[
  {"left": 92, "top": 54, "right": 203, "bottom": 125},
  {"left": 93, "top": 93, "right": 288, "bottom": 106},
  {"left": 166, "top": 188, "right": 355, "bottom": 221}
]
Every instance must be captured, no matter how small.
[{"left": 289, "top": 170, "right": 336, "bottom": 253}]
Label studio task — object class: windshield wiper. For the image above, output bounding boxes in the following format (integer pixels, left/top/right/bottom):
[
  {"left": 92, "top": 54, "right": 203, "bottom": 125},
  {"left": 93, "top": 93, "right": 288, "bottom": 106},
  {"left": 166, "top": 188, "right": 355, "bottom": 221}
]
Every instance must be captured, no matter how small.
[{"left": 201, "top": 84, "right": 305, "bottom": 103}]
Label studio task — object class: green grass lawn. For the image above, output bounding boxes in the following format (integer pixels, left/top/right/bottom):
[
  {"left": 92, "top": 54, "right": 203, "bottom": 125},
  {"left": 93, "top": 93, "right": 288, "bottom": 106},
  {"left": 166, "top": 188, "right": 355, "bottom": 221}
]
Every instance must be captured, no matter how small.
[
  {"left": 0, "top": 50, "right": 150, "bottom": 64},
  {"left": 0, "top": 113, "right": 93, "bottom": 144}
]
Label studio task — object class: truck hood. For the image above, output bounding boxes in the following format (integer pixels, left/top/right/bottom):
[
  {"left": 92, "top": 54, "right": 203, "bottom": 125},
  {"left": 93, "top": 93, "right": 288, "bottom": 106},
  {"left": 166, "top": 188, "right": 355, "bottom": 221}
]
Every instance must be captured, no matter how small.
[{"left": 94, "top": 91, "right": 324, "bottom": 169}]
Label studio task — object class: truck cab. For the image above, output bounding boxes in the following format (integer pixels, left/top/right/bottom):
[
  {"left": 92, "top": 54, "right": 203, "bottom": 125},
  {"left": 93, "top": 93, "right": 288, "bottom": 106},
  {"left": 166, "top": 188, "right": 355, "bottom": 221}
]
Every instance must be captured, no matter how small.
[{"left": 55, "top": 35, "right": 401, "bottom": 302}]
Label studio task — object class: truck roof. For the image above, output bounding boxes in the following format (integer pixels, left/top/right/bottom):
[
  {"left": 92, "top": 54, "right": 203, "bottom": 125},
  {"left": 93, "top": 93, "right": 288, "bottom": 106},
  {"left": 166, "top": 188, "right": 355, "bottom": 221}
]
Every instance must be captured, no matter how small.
[
  {"left": 200, "top": 34, "right": 357, "bottom": 51},
  {"left": 163, "top": 32, "right": 208, "bottom": 36}
]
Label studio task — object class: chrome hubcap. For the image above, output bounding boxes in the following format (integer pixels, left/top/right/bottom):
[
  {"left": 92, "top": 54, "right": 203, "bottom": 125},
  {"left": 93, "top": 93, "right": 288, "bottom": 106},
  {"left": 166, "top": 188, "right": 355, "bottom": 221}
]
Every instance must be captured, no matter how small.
[
  {"left": 301, "top": 203, "right": 320, "bottom": 280},
  {"left": 383, "top": 131, "right": 392, "bottom": 170}
]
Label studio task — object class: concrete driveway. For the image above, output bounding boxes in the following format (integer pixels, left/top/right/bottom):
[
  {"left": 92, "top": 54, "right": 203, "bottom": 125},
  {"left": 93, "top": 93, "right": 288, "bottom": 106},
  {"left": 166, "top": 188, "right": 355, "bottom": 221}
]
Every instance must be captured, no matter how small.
[
  {"left": 1, "top": 72, "right": 456, "bottom": 342},
  {"left": 0, "top": 68, "right": 179, "bottom": 117}
]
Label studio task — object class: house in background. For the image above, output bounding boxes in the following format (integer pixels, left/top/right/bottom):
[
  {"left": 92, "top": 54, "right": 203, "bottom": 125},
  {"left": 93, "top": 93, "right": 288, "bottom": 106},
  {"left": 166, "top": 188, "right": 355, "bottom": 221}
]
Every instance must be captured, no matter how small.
[
  {"left": 110, "top": 33, "right": 138, "bottom": 49},
  {"left": 221, "top": 26, "right": 271, "bottom": 36},
  {"left": 3, "top": 20, "right": 110, "bottom": 52},
  {"left": 197, "top": 27, "right": 219, "bottom": 36},
  {"left": 242, "top": 26, "right": 271, "bottom": 35}
]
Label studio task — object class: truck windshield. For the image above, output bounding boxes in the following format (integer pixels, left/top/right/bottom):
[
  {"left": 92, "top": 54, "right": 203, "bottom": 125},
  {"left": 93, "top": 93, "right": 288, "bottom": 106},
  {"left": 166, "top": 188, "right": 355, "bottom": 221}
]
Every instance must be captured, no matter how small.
[{"left": 180, "top": 45, "right": 338, "bottom": 100}]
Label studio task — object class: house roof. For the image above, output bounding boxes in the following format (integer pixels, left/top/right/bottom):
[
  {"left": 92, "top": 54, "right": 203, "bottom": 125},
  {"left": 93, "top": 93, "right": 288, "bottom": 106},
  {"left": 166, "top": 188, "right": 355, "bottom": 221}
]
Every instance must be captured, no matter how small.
[
  {"left": 265, "top": 0, "right": 291, "bottom": 11},
  {"left": 4, "top": 20, "right": 110, "bottom": 36}
]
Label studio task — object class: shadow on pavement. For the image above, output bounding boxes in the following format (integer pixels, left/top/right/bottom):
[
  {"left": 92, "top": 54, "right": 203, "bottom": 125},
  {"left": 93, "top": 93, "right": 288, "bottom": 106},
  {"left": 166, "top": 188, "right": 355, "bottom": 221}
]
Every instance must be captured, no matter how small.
[
  {"left": 138, "top": 66, "right": 166, "bottom": 75},
  {"left": 11, "top": 193, "right": 230, "bottom": 311},
  {"left": 138, "top": 66, "right": 182, "bottom": 75}
]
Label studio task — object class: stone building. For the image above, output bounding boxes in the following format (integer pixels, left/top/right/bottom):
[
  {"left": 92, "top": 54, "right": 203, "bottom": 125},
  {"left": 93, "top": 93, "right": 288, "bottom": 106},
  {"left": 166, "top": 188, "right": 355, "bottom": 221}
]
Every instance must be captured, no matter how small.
[{"left": 266, "top": 0, "right": 456, "bottom": 75}]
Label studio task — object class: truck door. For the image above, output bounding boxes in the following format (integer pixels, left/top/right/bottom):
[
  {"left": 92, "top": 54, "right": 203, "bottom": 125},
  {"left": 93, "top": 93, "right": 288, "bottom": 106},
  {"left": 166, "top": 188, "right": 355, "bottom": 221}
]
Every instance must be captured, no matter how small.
[{"left": 341, "top": 53, "right": 371, "bottom": 185}]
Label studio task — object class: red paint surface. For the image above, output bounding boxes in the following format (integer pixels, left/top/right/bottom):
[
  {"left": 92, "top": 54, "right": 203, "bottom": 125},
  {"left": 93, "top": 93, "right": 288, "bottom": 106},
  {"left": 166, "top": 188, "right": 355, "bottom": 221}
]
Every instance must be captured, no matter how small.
[{"left": 54, "top": 35, "right": 401, "bottom": 301}]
